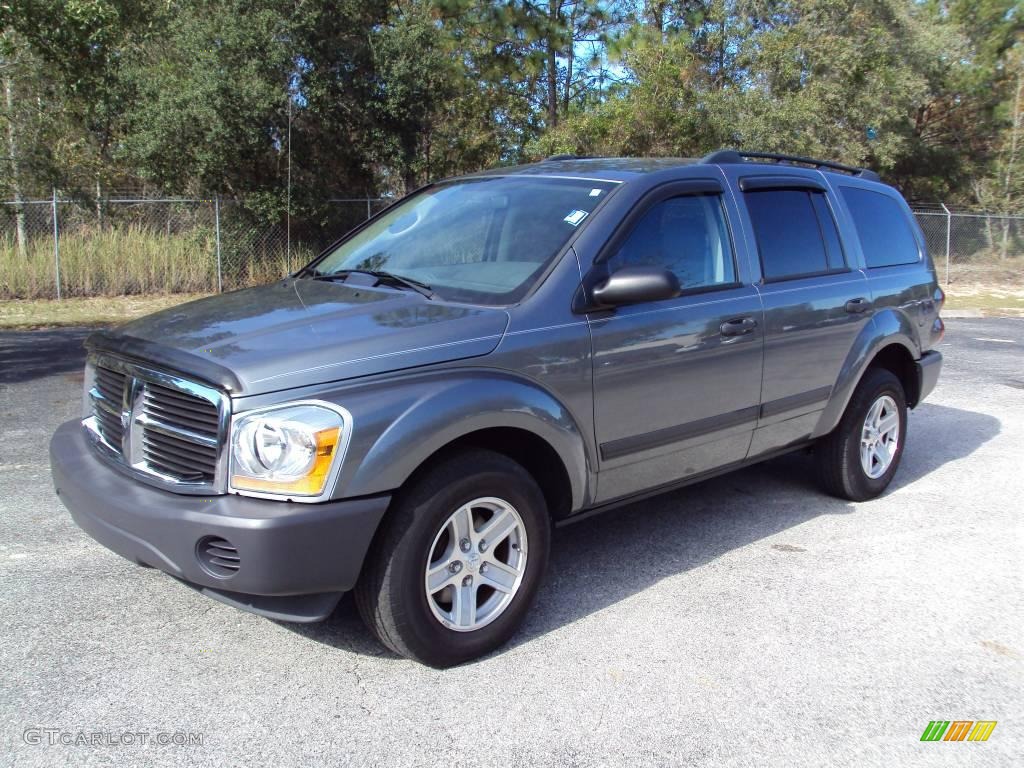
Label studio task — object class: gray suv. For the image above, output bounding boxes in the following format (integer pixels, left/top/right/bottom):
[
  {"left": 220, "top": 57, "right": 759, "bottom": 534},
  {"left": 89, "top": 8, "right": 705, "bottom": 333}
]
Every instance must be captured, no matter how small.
[{"left": 50, "top": 150, "right": 944, "bottom": 666}]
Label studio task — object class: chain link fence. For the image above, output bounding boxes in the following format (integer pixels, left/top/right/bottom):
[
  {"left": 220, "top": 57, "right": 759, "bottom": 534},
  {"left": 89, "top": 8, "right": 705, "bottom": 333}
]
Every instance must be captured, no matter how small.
[
  {"left": 2, "top": 193, "right": 1021, "bottom": 299},
  {"left": 0, "top": 194, "right": 392, "bottom": 299},
  {"left": 913, "top": 209, "right": 1024, "bottom": 287}
]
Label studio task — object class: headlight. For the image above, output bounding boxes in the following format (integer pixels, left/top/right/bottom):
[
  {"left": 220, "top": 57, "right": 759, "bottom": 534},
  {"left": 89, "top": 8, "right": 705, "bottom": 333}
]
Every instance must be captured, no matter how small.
[{"left": 229, "top": 402, "right": 351, "bottom": 500}]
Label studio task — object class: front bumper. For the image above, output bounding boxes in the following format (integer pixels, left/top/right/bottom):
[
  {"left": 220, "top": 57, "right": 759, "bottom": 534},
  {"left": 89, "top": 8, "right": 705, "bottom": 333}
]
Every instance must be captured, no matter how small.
[
  {"left": 50, "top": 420, "right": 390, "bottom": 622},
  {"left": 916, "top": 350, "right": 943, "bottom": 405}
]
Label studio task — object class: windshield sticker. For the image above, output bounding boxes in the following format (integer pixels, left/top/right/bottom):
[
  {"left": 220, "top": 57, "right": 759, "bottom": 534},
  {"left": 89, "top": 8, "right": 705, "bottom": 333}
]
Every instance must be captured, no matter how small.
[
  {"left": 589, "top": 188, "right": 603, "bottom": 197},
  {"left": 564, "top": 209, "right": 589, "bottom": 226}
]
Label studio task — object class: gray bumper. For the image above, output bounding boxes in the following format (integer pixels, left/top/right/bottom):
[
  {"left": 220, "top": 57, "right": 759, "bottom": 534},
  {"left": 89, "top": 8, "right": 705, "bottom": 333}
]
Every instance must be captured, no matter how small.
[
  {"left": 916, "top": 350, "right": 942, "bottom": 405},
  {"left": 50, "top": 420, "right": 390, "bottom": 622}
]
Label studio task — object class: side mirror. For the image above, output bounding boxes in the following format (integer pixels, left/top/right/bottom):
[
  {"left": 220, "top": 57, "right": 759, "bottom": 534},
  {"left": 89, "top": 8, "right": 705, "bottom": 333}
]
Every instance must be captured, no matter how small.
[{"left": 586, "top": 266, "right": 681, "bottom": 310}]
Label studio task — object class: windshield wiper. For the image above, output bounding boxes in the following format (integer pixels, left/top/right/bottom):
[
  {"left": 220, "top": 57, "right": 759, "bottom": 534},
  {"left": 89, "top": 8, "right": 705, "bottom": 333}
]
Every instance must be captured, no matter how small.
[{"left": 310, "top": 269, "right": 434, "bottom": 299}]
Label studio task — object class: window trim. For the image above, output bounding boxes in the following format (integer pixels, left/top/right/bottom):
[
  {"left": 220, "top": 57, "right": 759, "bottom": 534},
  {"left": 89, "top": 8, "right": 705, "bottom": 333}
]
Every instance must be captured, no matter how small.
[
  {"left": 810, "top": 192, "right": 848, "bottom": 271},
  {"left": 739, "top": 175, "right": 827, "bottom": 192},
  {"left": 743, "top": 186, "right": 852, "bottom": 284},
  {"left": 592, "top": 179, "right": 741, "bottom": 296}
]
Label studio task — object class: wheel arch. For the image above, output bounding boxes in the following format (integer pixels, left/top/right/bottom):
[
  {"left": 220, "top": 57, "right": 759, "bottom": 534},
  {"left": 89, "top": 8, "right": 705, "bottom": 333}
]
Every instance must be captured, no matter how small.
[
  {"left": 333, "top": 371, "right": 592, "bottom": 516},
  {"left": 813, "top": 311, "right": 922, "bottom": 439},
  {"left": 867, "top": 343, "right": 920, "bottom": 407},
  {"left": 397, "top": 427, "right": 575, "bottom": 520}
]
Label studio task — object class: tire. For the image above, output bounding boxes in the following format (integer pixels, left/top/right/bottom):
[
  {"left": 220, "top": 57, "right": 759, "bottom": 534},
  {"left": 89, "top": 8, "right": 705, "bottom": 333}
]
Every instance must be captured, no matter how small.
[
  {"left": 354, "top": 449, "right": 550, "bottom": 667},
  {"left": 815, "top": 367, "right": 908, "bottom": 501}
]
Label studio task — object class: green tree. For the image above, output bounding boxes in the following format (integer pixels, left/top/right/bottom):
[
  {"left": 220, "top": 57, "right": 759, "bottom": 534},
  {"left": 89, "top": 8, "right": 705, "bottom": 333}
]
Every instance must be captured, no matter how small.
[
  {"left": 370, "top": 2, "right": 463, "bottom": 191},
  {"left": 3, "top": 0, "right": 152, "bottom": 203},
  {"left": 536, "top": 0, "right": 981, "bottom": 201},
  {"left": 122, "top": 1, "right": 295, "bottom": 198},
  {"left": 3, "top": 0, "right": 1021, "bottom": 220},
  {"left": 1, "top": 29, "right": 41, "bottom": 255}
]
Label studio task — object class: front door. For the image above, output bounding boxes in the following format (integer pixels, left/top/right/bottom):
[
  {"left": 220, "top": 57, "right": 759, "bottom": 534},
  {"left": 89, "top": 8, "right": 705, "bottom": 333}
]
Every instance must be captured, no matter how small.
[{"left": 589, "top": 182, "right": 764, "bottom": 503}]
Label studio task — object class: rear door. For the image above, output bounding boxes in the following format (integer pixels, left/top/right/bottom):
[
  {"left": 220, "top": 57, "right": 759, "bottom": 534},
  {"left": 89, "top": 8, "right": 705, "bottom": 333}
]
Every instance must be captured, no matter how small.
[
  {"left": 730, "top": 173, "right": 872, "bottom": 456},
  {"left": 587, "top": 179, "right": 764, "bottom": 503}
]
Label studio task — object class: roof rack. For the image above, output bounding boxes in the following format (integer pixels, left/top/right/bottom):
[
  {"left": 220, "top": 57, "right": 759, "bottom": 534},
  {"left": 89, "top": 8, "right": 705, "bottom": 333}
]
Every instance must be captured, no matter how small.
[{"left": 701, "top": 149, "right": 881, "bottom": 182}]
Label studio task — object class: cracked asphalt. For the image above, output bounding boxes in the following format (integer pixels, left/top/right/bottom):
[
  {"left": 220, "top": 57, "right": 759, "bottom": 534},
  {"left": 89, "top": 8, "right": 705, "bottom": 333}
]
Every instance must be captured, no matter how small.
[{"left": 1, "top": 319, "right": 1022, "bottom": 767}]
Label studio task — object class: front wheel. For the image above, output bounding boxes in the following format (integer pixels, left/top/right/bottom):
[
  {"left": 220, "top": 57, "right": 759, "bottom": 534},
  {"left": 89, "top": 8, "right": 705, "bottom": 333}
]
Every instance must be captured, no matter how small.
[
  {"left": 354, "top": 450, "right": 550, "bottom": 667},
  {"left": 815, "top": 367, "right": 908, "bottom": 501}
]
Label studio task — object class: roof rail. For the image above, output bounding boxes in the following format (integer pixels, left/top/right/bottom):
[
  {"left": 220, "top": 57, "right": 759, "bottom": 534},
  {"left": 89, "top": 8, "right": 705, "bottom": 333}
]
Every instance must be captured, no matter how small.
[
  {"left": 701, "top": 149, "right": 881, "bottom": 182},
  {"left": 545, "top": 153, "right": 589, "bottom": 161}
]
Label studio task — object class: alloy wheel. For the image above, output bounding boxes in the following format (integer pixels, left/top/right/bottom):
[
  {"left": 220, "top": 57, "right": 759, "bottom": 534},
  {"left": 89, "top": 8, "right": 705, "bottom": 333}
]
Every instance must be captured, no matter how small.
[
  {"left": 424, "top": 497, "right": 528, "bottom": 632},
  {"left": 860, "top": 394, "right": 901, "bottom": 479}
]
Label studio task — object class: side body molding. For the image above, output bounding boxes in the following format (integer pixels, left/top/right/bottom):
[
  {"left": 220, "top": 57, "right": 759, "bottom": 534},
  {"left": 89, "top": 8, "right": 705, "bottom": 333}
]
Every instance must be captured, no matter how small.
[
  {"left": 811, "top": 308, "right": 922, "bottom": 439},
  {"left": 327, "top": 369, "right": 592, "bottom": 513}
]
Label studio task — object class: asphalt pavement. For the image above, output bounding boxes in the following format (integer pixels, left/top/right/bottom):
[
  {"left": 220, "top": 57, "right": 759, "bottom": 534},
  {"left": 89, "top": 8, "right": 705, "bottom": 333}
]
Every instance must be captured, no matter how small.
[{"left": 0, "top": 319, "right": 1022, "bottom": 767}]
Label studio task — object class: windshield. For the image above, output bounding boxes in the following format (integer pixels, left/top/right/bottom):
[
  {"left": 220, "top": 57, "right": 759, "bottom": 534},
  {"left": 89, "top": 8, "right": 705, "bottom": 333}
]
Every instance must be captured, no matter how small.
[{"left": 309, "top": 175, "right": 617, "bottom": 304}]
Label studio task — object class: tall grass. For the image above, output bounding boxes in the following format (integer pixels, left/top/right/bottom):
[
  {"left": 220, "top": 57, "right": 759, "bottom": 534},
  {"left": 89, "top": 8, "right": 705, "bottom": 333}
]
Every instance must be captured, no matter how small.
[
  {"left": 0, "top": 225, "right": 296, "bottom": 298},
  {"left": 9, "top": 217, "right": 1018, "bottom": 300}
]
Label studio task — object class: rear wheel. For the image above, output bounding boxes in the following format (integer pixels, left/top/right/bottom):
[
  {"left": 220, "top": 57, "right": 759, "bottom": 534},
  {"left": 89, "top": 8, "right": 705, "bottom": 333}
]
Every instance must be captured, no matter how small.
[
  {"left": 815, "top": 367, "right": 907, "bottom": 501},
  {"left": 354, "top": 450, "right": 550, "bottom": 667}
]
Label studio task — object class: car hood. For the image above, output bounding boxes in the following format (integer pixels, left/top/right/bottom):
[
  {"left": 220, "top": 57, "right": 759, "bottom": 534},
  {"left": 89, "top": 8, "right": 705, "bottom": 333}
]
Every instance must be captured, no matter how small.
[{"left": 87, "top": 280, "right": 510, "bottom": 395}]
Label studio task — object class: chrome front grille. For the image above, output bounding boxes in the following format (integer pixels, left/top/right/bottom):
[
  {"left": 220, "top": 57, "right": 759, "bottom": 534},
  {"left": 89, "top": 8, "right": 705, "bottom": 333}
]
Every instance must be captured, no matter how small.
[
  {"left": 92, "top": 366, "right": 127, "bottom": 448},
  {"left": 94, "top": 365, "right": 126, "bottom": 403},
  {"left": 140, "top": 383, "right": 220, "bottom": 483},
  {"left": 83, "top": 354, "right": 230, "bottom": 494},
  {"left": 144, "top": 383, "right": 220, "bottom": 435}
]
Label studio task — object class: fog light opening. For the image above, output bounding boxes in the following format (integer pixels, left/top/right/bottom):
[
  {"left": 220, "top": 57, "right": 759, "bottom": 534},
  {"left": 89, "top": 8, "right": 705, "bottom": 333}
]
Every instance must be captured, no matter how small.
[{"left": 196, "top": 536, "right": 240, "bottom": 579}]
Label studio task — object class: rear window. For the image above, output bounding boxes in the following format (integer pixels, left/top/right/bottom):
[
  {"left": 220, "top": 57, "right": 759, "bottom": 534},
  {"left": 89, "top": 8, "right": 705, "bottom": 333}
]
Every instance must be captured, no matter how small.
[
  {"left": 840, "top": 187, "right": 920, "bottom": 268},
  {"left": 744, "top": 189, "right": 844, "bottom": 280}
]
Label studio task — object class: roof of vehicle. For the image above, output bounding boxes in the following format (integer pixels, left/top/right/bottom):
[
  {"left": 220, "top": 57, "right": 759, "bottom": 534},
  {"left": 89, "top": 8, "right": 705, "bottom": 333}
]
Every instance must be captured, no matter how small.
[
  {"left": 471, "top": 156, "right": 700, "bottom": 182},
  {"left": 470, "top": 150, "right": 881, "bottom": 184}
]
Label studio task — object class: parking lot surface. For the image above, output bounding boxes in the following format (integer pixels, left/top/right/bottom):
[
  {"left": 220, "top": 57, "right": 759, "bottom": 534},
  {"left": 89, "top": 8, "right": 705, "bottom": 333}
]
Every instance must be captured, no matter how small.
[{"left": 1, "top": 318, "right": 1022, "bottom": 767}]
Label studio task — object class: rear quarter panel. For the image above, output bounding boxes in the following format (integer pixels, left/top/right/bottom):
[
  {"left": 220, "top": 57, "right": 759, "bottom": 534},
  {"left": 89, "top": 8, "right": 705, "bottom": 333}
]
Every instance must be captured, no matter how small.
[
  {"left": 811, "top": 177, "right": 942, "bottom": 437},
  {"left": 825, "top": 176, "right": 942, "bottom": 354}
]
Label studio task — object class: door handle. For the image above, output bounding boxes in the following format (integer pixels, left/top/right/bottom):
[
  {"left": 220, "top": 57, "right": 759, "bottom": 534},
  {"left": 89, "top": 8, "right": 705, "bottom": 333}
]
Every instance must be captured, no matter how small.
[
  {"left": 720, "top": 317, "right": 757, "bottom": 337},
  {"left": 845, "top": 297, "right": 870, "bottom": 314}
]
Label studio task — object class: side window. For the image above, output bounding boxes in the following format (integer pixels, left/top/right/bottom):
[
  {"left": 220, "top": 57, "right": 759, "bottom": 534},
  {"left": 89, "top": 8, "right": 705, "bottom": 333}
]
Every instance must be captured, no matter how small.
[
  {"left": 607, "top": 194, "right": 736, "bottom": 291},
  {"left": 744, "top": 188, "right": 846, "bottom": 281},
  {"left": 841, "top": 187, "right": 921, "bottom": 268}
]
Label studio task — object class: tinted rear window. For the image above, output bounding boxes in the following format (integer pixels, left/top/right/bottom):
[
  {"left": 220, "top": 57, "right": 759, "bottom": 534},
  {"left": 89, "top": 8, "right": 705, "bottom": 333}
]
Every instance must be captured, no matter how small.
[
  {"left": 745, "top": 189, "right": 832, "bottom": 280},
  {"left": 841, "top": 187, "right": 920, "bottom": 268}
]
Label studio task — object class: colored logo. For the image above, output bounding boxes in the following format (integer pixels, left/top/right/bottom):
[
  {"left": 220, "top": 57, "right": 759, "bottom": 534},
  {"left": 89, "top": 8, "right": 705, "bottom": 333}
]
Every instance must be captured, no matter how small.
[{"left": 920, "top": 721, "right": 997, "bottom": 742}]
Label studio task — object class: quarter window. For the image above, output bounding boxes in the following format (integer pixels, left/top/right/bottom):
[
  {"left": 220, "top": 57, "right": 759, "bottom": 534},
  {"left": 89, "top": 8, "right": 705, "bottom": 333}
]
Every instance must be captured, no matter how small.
[
  {"left": 745, "top": 188, "right": 845, "bottom": 281},
  {"left": 841, "top": 187, "right": 921, "bottom": 268},
  {"left": 607, "top": 194, "right": 736, "bottom": 291}
]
